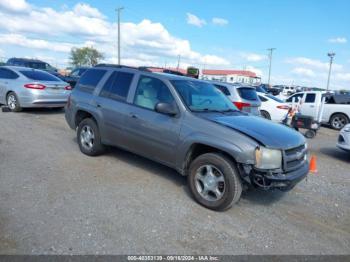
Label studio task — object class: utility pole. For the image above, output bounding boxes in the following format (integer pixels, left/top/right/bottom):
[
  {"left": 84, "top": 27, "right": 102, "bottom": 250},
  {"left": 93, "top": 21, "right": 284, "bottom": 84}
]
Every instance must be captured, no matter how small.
[
  {"left": 176, "top": 55, "right": 181, "bottom": 70},
  {"left": 116, "top": 7, "right": 124, "bottom": 65},
  {"left": 326, "top": 52, "right": 335, "bottom": 91},
  {"left": 267, "top": 48, "right": 276, "bottom": 86}
]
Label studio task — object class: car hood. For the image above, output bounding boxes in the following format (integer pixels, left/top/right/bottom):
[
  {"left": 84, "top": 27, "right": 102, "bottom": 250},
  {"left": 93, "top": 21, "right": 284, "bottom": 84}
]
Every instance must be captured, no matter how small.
[{"left": 201, "top": 113, "right": 305, "bottom": 149}]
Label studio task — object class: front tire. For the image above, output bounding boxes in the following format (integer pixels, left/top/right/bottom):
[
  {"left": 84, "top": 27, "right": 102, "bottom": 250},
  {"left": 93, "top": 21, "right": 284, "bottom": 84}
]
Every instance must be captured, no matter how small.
[
  {"left": 7, "top": 92, "right": 22, "bottom": 112},
  {"left": 77, "top": 118, "right": 105, "bottom": 156},
  {"left": 330, "top": 113, "right": 349, "bottom": 130},
  {"left": 188, "top": 153, "right": 242, "bottom": 211}
]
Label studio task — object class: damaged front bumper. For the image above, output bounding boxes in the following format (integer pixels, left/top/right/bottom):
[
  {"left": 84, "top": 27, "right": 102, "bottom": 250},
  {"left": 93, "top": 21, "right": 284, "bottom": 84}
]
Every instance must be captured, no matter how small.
[{"left": 240, "top": 161, "right": 309, "bottom": 191}]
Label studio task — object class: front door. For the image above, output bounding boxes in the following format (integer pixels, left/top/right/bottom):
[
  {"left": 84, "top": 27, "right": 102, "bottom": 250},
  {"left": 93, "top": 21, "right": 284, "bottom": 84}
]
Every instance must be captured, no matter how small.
[{"left": 123, "top": 75, "right": 181, "bottom": 167}]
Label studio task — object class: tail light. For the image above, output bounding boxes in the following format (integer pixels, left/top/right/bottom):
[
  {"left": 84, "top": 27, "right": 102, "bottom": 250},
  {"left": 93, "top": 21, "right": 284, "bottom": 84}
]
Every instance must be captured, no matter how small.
[
  {"left": 233, "top": 101, "right": 251, "bottom": 110},
  {"left": 65, "top": 85, "right": 72, "bottom": 90},
  {"left": 24, "top": 83, "right": 46, "bottom": 90},
  {"left": 277, "top": 105, "right": 290, "bottom": 110}
]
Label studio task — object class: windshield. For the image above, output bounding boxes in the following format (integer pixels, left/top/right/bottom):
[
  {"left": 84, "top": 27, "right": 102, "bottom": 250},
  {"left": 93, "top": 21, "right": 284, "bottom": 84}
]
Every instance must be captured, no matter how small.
[{"left": 171, "top": 80, "right": 238, "bottom": 112}]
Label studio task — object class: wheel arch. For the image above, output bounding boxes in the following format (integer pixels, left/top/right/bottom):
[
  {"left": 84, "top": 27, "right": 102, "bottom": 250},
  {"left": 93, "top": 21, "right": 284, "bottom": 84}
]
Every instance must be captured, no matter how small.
[
  {"left": 329, "top": 112, "right": 350, "bottom": 122},
  {"left": 182, "top": 143, "right": 239, "bottom": 176},
  {"left": 75, "top": 109, "right": 98, "bottom": 128}
]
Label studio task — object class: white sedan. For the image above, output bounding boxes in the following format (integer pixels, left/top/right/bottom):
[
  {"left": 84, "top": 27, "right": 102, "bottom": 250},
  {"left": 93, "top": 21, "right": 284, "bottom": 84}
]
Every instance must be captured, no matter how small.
[
  {"left": 258, "top": 93, "right": 290, "bottom": 122},
  {"left": 337, "top": 124, "right": 350, "bottom": 152}
]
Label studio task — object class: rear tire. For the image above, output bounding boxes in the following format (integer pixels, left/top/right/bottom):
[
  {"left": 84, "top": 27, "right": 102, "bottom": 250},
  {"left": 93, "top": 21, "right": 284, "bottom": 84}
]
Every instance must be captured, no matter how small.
[
  {"left": 188, "top": 153, "right": 242, "bottom": 211},
  {"left": 330, "top": 113, "right": 349, "bottom": 130},
  {"left": 261, "top": 110, "right": 271, "bottom": 120},
  {"left": 77, "top": 118, "right": 105, "bottom": 156},
  {"left": 6, "top": 92, "right": 22, "bottom": 112}
]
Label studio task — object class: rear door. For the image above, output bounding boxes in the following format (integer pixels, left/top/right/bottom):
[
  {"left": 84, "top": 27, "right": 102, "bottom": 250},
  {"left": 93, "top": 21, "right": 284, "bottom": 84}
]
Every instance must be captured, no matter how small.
[
  {"left": 0, "top": 68, "right": 19, "bottom": 104},
  {"left": 300, "top": 93, "right": 318, "bottom": 118},
  {"left": 94, "top": 70, "right": 135, "bottom": 147},
  {"left": 123, "top": 75, "right": 181, "bottom": 166},
  {"left": 236, "top": 87, "right": 261, "bottom": 116}
]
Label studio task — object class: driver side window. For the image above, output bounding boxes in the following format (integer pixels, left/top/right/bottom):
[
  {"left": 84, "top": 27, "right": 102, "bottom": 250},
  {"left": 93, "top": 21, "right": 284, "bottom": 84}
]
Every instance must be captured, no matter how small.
[
  {"left": 134, "top": 76, "right": 175, "bottom": 111},
  {"left": 286, "top": 94, "right": 303, "bottom": 103}
]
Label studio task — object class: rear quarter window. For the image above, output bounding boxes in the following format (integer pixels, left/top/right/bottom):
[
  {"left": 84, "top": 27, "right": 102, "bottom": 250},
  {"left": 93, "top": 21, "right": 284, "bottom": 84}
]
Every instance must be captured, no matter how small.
[
  {"left": 237, "top": 87, "right": 258, "bottom": 101},
  {"left": 214, "top": 84, "right": 231, "bottom": 96},
  {"left": 76, "top": 69, "right": 106, "bottom": 93},
  {"left": 20, "top": 70, "right": 60, "bottom": 81}
]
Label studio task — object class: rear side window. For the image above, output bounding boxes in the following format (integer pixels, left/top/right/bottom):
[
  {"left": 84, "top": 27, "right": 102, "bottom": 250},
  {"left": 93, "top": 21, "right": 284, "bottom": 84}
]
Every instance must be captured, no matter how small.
[
  {"left": 258, "top": 95, "right": 268, "bottom": 102},
  {"left": 99, "top": 71, "right": 134, "bottom": 101},
  {"left": 237, "top": 87, "right": 258, "bottom": 101},
  {"left": 77, "top": 69, "right": 106, "bottom": 93},
  {"left": 20, "top": 70, "right": 60, "bottom": 81},
  {"left": 214, "top": 85, "right": 231, "bottom": 96},
  {"left": 0, "top": 68, "right": 19, "bottom": 79},
  {"left": 305, "top": 93, "right": 316, "bottom": 103}
]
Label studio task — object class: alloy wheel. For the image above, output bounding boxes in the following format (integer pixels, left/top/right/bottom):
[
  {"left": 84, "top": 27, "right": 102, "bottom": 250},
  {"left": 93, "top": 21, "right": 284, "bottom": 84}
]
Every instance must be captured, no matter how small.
[
  {"left": 332, "top": 116, "right": 346, "bottom": 129},
  {"left": 80, "top": 125, "right": 95, "bottom": 150},
  {"left": 7, "top": 95, "right": 17, "bottom": 110},
  {"left": 194, "top": 164, "right": 226, "bottom": 202}
]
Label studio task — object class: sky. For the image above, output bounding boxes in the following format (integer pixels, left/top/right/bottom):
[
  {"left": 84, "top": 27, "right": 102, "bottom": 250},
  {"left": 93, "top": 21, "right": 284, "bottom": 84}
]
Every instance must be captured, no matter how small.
[{"left": 0, "top": 0, "right": 349, "bottom": 89}]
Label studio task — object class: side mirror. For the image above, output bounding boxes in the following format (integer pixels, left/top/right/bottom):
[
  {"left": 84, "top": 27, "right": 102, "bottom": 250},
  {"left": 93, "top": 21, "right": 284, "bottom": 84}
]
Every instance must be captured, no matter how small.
[{"left": 155, "top": 102, "right": 178, "bottom": 116}]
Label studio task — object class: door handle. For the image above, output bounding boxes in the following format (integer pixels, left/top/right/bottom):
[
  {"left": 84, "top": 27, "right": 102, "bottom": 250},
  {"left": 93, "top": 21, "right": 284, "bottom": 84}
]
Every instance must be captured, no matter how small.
[{"left": 310, "top": 105, "right": 315, "bottom": 108}]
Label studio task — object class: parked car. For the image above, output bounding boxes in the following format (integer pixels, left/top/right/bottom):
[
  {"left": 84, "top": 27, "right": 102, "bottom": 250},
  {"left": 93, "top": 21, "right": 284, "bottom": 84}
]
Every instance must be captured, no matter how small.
[
  {"left": 59, "top": 67, "right": 89, "bottom": 88},
  {"left": 281, "top": 86, "right": 297, "bottom": 96},
  {"left": 0, "top": 66, "right": 71, "bottom": 111},
  {"left": 258, "top": 93, "right": 290, "bottom": 121},
  {"left": 336, "top": 124, "right": 350, "bottom": 152},
  {"left": 65, "top": 65, "right": 309, "bottom": 211},
  {"left": 6, "top": 58, "right": 60, "bottom": 77},
  {"left": 286, "top": 91, "right": 350, "bottom": 130},
  {"left": 212, "top": 82, "right": 261, "bottom": 116},
  {"left": 256, "top": 84, "right": 281, "bottom": 96}
]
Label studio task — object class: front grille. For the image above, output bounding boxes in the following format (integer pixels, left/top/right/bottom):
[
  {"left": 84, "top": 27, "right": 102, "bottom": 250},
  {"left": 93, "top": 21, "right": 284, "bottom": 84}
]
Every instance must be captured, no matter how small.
[
  {"left": 283, "top": 144, "right": 307, "bottom": 172},
  {"left": 338, "top": 135, "right": 345, "bottom": 143}
]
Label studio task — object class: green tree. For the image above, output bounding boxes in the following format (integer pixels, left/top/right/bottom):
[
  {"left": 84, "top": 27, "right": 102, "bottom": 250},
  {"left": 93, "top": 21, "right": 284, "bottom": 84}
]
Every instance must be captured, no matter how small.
[{"left": 70, "top": 47, "right": 104, "bottom": 67}]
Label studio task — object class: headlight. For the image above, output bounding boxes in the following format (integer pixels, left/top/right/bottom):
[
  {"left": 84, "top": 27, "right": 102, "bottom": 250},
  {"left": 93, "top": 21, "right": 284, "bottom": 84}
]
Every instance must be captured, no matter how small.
[
  {"left": 343, "top": 126, "right": 350, "bottom": 132},
  {"left": 255, "top": 147, "right": 282, "bottom": 169}
]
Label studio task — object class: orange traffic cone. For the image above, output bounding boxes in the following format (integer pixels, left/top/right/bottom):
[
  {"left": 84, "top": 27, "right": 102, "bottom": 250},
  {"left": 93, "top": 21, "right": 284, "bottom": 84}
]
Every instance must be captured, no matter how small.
[{"left": 309, "top": 155, "right": 318, "bottom": 174}]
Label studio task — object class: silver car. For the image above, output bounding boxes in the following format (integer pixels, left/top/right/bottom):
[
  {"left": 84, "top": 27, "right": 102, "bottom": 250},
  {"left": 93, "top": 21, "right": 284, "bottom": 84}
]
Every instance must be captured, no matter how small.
[
  {"left": 337, "top": 124, "right": 350, "bottom": 152},
  {"left": 211, "top": 82, "right": 261, "bottom": 116},
  {"left": 0, "top": 66, "right": 71, "bottom": 112}
]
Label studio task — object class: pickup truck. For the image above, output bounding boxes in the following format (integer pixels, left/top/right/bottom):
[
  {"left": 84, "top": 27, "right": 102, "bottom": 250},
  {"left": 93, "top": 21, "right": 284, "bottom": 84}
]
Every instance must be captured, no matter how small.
[
  {"left": 286, "top": 91, "right": 350, "bottom": 130},
  {"left": 65, "top": 64, "right": 309, "bottom": 211}
]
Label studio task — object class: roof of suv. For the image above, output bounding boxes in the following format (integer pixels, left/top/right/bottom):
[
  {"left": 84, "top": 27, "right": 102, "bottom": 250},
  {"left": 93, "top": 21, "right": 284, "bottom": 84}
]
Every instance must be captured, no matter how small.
[{"left": 93, "top": 64, "right": 197, "bottom": 81}]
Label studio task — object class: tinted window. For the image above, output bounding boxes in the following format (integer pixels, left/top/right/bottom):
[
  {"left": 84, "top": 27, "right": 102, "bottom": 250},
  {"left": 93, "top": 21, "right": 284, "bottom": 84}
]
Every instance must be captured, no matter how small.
[
  {"left": 214, "top": 84, "right": 231, "bottom": 96},
  {"left": 0, "top": 68, "right": 19, "bottom": 79},
  {"left": 134, "top": 76, "right": 175, "bottom": 110},
  {"left": 305, "top": 93, "right": 316, "bottom": 103},
  {"left": 20, "top": 70, "right": 60, "bottom": 81},
  {"left": 258, "top": 95, "right": 268, "bottom": 102},
  {"left": 100, "top": 71, "right": 133, "bottom": 101},
  {"left": 27, "top": 62, "right": 46, "bottom": 70},
  {"left": 237, "top": 87, "right": 258, "bottom": 101},
  {"left": 77, "top": 69, "right": 106, "bottom": 93},
  {"left": 286, "top": 93, "right": 303, "bottom": 103}
]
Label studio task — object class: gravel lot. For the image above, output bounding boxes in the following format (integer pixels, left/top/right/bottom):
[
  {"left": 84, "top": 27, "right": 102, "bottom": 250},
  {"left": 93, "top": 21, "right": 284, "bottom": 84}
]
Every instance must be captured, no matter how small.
[{"left": 0, "top": 108, "right": 349, "bottom": 255}]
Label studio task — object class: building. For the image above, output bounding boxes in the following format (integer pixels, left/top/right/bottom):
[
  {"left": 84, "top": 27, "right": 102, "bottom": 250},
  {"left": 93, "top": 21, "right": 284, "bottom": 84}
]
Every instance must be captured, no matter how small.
[{"left": 200, "top": 69, "right": 261, "bottom": 85}]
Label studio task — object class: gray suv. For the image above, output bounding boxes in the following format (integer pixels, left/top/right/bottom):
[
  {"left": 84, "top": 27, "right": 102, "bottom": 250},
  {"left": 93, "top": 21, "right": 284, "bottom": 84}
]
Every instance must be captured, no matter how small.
[{"left": 65, "top": 64, "right": 309, "bottom": 211}]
